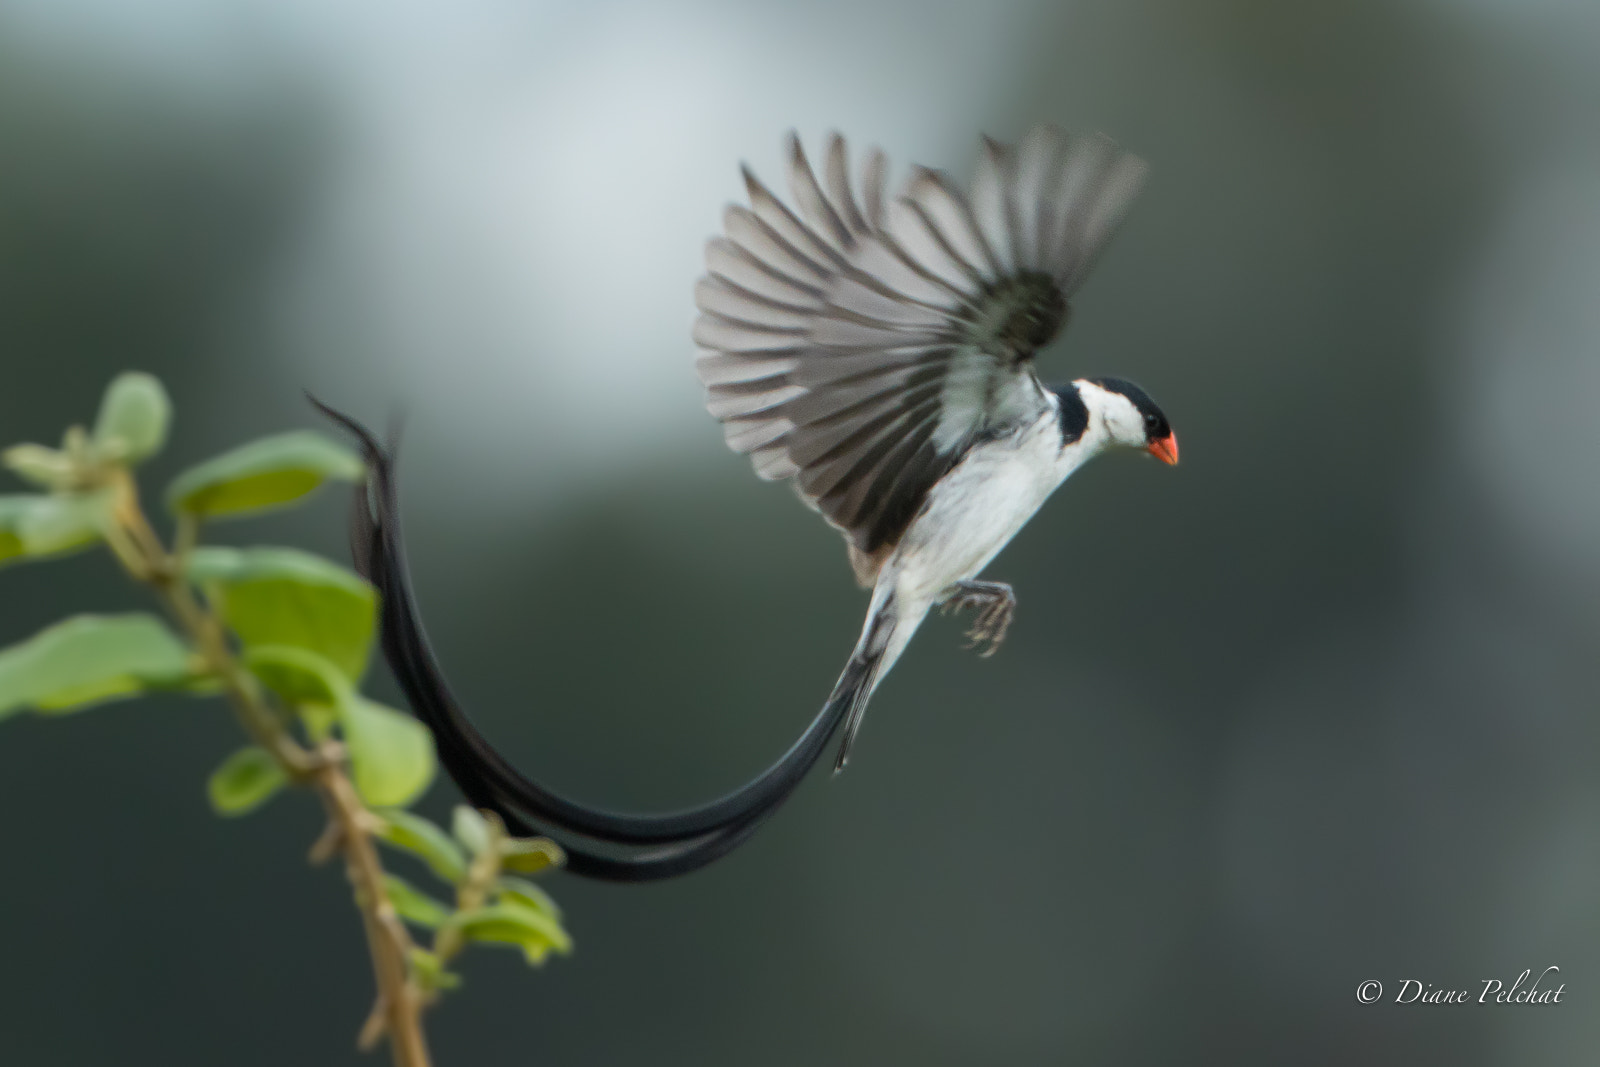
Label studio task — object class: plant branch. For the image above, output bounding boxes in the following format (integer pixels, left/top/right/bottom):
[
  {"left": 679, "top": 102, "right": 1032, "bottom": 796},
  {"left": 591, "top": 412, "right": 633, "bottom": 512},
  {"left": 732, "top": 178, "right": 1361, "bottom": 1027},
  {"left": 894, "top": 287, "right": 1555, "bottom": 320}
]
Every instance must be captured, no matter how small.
[
  {"left": 431, "top": 814, "right": 505, "bottom": 972},
  {"left": 316, "top": 746, "right": 431, "bottom": 1062},
  {"left": 103, "top": 467, "right": 433, "bottom": 1067}
]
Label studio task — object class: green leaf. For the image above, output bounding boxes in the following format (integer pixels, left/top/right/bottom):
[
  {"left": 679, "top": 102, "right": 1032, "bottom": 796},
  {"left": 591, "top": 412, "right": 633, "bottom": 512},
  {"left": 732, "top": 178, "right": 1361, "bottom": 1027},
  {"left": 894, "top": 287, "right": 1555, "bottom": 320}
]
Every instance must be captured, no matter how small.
[
  {"left": 15, "top": 493, "right": 110, "bottom": 555},
  {"left": 165, "top": 431, "right": 363, "bottom": 519},
  {"left": 298, "top": 699, "right": 338, "bottom": 742},
  {"left": 495, "top": 876, "right": 562, "bottom": 921},
  {"left": 93, "top": 372, "right": 171, "bottom": 464},
  {"left": 384, "top": 874, "right": 452, "bottom": 929},
  {"left": 240, "top": 646, "right": 433, "bottom": 807},
  {"left": 207, "top": 746, "right": 288, "bottom": 816},
  {"left": 374, "top": 809, "right": 468, "bottom": 884},
  {"left": 242, "top": 644, "right": 345, "bottom": 705},
  {"left": 0, "top": 492, "right": 110, "bottom": 567},
  {"left": 407, "top": 947, "right": 461, "bottom": 993},
  {"left": 499, "top": 835, "right": 564, "bottom": 875},
  {"left": 451, "top": 806, "right": 492, "bottom": 857},
  {"left": 172, "top": 673, "right": 227, "bottom": 697},
  {"left": 189, "top": 546, "right": 376, "bottom": 680},
  {"left": 343, "top": 697, "right": 435, "bottom": 808},
  {"left": 2, "top": 445, "right": 76, "bottom": 490},
  {"left": 446, "top": 901, "right": 572, "bottom": 964},
  {"left": 0, "top": 613, "right": 194, "bottom": 721}
]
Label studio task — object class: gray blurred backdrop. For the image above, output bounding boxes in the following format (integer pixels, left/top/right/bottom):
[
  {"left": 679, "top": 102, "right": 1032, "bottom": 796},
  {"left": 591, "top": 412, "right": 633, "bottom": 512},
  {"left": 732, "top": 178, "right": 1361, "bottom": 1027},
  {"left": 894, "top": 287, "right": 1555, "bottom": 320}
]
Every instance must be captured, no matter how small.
[{"left": 3, "top": 1, "right": 1600, "bottom": 1064}]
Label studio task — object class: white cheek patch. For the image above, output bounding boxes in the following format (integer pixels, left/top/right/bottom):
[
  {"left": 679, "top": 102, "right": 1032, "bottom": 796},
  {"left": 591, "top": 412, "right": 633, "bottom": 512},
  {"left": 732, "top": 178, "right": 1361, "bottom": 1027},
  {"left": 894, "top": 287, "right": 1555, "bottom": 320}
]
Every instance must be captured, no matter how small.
[
  {"left": 1109, "top": 403, "right": 1144, "bottom": 445},
  {"left": 1072, "top": 380, "right": 1141, "bottom": 447}
]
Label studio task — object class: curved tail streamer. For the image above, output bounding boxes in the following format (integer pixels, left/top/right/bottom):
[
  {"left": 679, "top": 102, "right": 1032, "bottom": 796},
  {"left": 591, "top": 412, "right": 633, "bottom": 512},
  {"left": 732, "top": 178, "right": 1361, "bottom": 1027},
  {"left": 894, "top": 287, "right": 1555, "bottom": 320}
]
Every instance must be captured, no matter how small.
[{"left": 312, "top": 398, "right": 854, "bottom": 882}]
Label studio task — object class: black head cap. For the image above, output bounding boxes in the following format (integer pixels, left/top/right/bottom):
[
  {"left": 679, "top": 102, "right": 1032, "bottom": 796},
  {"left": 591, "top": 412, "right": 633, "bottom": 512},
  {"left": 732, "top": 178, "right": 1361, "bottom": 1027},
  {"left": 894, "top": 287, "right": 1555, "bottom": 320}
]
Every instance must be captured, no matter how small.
[{"left": 1089, "top": 376, "right": 1171, "bottom": 443}]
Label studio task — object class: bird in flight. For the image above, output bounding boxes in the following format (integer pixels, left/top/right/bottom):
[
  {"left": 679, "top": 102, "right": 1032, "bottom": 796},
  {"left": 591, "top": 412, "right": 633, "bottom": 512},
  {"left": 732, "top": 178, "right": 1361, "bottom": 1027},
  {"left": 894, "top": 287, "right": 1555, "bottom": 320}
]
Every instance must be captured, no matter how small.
[
  {"left": 320, "top": 124, "right": 1175, "bottom": 881},
  {"left": 695, "top": 123, "right": 1177, "bottom": 770}
]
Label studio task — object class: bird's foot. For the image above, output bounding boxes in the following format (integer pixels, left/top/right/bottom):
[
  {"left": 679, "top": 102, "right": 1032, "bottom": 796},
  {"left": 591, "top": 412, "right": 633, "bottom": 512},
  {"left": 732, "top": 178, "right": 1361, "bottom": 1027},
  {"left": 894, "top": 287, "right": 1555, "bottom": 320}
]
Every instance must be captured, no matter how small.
[{"left": 939, "top": 580, "right": 1016, "bottom": 658}]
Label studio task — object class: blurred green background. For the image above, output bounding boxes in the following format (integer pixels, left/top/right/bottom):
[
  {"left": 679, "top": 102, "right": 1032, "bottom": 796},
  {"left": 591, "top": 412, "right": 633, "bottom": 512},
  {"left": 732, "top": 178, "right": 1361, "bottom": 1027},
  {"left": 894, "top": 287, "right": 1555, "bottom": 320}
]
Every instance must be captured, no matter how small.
[{"left": 4, "top": 0, "right": 1600, "bottom": 1063}]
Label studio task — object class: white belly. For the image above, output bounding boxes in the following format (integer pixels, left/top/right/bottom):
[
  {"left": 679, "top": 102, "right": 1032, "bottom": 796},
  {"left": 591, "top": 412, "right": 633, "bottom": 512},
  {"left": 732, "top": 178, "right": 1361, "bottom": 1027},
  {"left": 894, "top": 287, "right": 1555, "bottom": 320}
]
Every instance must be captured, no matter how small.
[{"left": 890, "top": 411, "right": 1088, "bottom": 602}]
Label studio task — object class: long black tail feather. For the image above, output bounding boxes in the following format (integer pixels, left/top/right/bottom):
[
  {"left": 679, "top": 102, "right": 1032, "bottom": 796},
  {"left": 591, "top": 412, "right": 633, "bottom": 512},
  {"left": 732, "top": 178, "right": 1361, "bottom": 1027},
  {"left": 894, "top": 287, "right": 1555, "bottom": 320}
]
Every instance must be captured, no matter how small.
[{"left": 310, "top": 397, "right": 852, "bottom": 882}]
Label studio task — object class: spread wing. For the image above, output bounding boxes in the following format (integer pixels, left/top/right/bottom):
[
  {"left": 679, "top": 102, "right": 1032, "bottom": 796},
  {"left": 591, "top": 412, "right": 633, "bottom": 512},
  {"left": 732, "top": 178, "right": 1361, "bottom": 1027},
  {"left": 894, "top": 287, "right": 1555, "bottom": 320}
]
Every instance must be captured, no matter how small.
[{"left": 694, "top": 125, "right": 1146, "bottom": 583}]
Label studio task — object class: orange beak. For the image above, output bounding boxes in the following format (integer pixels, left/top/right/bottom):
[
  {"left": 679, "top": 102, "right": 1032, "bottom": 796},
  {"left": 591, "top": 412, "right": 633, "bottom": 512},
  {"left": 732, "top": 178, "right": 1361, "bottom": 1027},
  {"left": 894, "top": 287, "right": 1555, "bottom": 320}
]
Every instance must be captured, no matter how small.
[{"left": 1147, "top": 432, "right": 1179, "bottom": 466}]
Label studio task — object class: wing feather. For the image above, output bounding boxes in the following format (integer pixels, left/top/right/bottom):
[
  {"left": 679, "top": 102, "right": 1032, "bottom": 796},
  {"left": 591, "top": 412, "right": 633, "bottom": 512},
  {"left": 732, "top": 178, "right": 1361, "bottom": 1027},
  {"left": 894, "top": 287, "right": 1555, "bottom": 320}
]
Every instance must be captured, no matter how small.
[
  {"left": 825, "top": 133, "right": 869, "bottom": 236},
  {"left": 1011, "top": 125, "right": 1065, "bottom": 269},
  {"left": 695, "top": 351, "right": 798, "bottom": 387},
  {"left": 882, "top": 194, "right": 983, "bottom": 293},
  {"left": 722, "top": 206, "right": 832, "bottom": 287},
  {"left": 786, "top": 133, "right": 855, "bottom": 255},
  {"left": 790, "top": 345, "right": 952, "bottom": 389},
  {"left": 825, "top": 272, "right": 953, "bottom": 328},
  {"left": 722, "top": 415, "right": 792, "bottom": 453},
  {"left": 778, "top": 365, "right": 933, "bottom": 427},
  {"left": 704, "top": 380, "right": 809, "bottom": 421},
  {"left": 750, "top": 446, "right": 800, "bottom": 480},
  {"left": 705, "top": 238, "right": 823, "bottom": 305},
  {"left": 691, "top": 316, "right": 801, "bottom": 354},
  {"left": 810, "top": 400, "right": 940, "bottom": 514},
  {"left": 807, "top": 315, "right": 943, "bottom": 350},
  {"left": 1053, "top": 143, "right": 1147, "bottom": 292},
  {"left": 861, "top": 147, "right": 888, "bottom": 229},
  {"left": 694, "top": 276, "right": 813, "bottom": 329},
  {"left": 796, "top": 401, "right": 931, "bottom": 500},
  {"left": 846, "top": 236, "right": 962, "bottom": 310},
  {"left": 741, "top": 166, "right": 845, "bottom": 271},
  {"left": 825, "top": 412, "right": 945, "bottom": 542},
  {"left": 970, "top": 135, "right": 1013, "bottom": 271},
  {"left": 904, "top": 167, "right": 1001, "bottom": 277}
]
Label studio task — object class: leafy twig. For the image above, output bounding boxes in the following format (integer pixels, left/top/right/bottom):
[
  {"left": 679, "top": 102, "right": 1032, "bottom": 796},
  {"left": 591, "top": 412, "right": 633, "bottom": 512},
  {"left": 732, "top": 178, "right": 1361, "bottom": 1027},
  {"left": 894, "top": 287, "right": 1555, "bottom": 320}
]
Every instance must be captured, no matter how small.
[
  {"left": 101, "top": 450, "right": 434, "bottom": 1066},
  {"left": 0, "top": 372, "right": 572, "bottom": 1066}
]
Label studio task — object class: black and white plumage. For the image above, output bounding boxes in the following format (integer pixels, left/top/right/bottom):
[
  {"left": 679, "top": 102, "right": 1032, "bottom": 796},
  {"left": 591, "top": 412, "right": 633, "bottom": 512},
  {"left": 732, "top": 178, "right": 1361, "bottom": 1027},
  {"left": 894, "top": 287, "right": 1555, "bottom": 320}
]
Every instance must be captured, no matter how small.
[
  {"left": 316, "top": 124, "right": 1175, "bottom": 883},
  {"left": 695, "top": 125, "right": 1177, "bottom": 768}
]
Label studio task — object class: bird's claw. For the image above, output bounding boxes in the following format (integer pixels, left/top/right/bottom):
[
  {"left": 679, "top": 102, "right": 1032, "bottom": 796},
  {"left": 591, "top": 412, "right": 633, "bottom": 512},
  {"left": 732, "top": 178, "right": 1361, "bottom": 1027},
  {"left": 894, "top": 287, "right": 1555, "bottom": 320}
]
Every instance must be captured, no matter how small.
[
  {"left": 942, "top": 581, "right": 1015, "bottom": 658},
  {"left": 964, "top": 602, "right": 1013, "bottom": 657}
]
